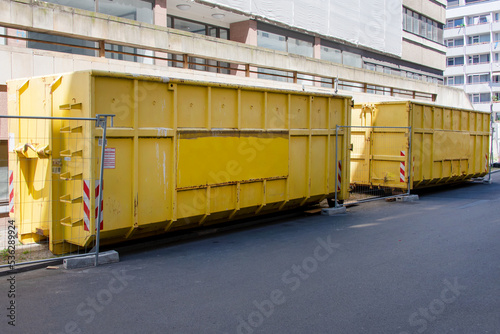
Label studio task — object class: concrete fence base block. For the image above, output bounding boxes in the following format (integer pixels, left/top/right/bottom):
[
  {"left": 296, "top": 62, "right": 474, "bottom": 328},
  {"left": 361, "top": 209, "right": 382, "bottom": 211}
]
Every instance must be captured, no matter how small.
[
  {"left": 483, "top": 179, "right": 492, "bottom": 184},
  {"left": 396, "top": 195, "right": 419, "bottom": 202},
  {"left": 321, "top": 206, "right": 347, "bottom": 216},
  {"left": 63, "top": 250, "right": 119, "bottom": 270}
]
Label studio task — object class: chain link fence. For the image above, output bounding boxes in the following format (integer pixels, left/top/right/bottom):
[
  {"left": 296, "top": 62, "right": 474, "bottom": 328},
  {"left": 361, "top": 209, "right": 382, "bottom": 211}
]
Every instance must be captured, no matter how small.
[{"left": 0, "top": 114, "right": 113, "bottom": 271}]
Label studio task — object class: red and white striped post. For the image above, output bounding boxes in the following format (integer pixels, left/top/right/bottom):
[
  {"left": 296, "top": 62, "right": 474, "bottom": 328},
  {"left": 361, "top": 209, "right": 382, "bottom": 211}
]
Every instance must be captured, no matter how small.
[
  {"left": 400, "top": 151, "right": 406, "bottom": 183},
  {"left": 8, "top": 170, "right": 14, "bottom": 214}
]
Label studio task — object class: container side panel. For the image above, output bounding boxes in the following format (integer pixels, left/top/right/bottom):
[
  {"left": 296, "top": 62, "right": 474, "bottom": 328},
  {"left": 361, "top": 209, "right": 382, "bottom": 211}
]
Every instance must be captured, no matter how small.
[
  {"left": 423, "top": 105, "right": 433, "bottom": 130},
  {"left": 267, "top": 179, "right": 286, "bottom": 204},
  {"left": 177, "top": 134, "right": 289, "bottom": 188},
  {"left": 311, "top": 96, "right": 328, "bottom": 129},
  {"left": 433, "top": 132, "right": 470, "bottom": 161},
  {"left": 240, "top": 182, "right": 263, "bottom": 208},
  {"left": 95, "top": 78, "right": 134, "bottom": 128},
  {"left": 138, "top": 138, "right": 172, "bottom": 224},
  {"left": 177, "top": 85, "right": 207, "bottom": 128},
  {"left": 177, "top": 189, "right": 205, "bottom": 219},
  {"left": 266, "top": 93, "right": 287, "bottom": 130},
  {"left": 137, "top": 81, "right": 173, "bottom": 129},
  {"left": 452, "top": 109, "right": 460, "bottom": 131},
  {"left": 443, "top": 108, "right": 452, "bottom": 131},
  {"left": 373, "top": 103, "right": 408, "bottom": 127},
  {"left": 370, "top": 131, "right": 408, "bottom": 187},
  {"left": 330, "top": 98, "right": 346, "bottom": 127},
  {"left": 310, "top": 136, "right": 327, "bottom": 195},
  {"left": 289, "top": 136, "right": 307, "bottom": 199},
  {"left": 100, "top": 138, "right": 133, "bottom": 230},
  {"left": 350, "top": 129, "right": 370, "bottom": 184},
  {"left": 211, "top": 185, "right": 237, "bottom": 213},
  {"left": 290, "top": 95, "right": 308, "bottom": 129},
  {"left": 211, "top": 88, "right": 237, "bottom": 129},
  {"left": 461, "top": 111, "right": 468, "bottom": 131},
  {"left": 240, "top": 90, "right": 264, "bottom": 129},
  {"left": 434, "top": 107, "right": 443, "bottom": 130}
]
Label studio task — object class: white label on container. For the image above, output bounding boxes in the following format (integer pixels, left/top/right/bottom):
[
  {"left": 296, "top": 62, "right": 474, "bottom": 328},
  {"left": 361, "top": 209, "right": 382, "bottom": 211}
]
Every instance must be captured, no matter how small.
[
  {"left": 103, "top": 148, "right": 116, "bottom": 169},
  {"left": 64, "top": 157, "right": 71, "bottom": 162},
  {"left": 8, "top": 133, "right": 15, "bottom": 152},
  {"left": 52, "top": 159, "right": 62, "bottom": 174}
]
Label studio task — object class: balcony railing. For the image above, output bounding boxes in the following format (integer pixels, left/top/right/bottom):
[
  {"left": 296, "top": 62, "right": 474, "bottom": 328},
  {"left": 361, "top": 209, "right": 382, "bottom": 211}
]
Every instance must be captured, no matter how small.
[{"left": 0, "top": 26, "right": 437, "bottom": 102}]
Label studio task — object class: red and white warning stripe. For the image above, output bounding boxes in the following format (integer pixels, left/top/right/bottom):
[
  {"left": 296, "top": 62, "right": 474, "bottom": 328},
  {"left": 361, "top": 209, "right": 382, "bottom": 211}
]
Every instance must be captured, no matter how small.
[
  {"left": 337, "top": 161, "right": 342, "bottom": 191},
  {"left": 95, "top": 181, "right": 103, "bottom": 231},
  {"left": 400, "top": 151, "right": 406, "bottom": 183},
  {"left": 83, "top": 180, "right": 103, "bottom": 231},
  {"left": 83, "top": 180, "right": 91, "bottom": 231},
  {"left": 485, "top": 154, "right": 489, "bottom": 173},
  {"left": 8, "top": 170, "right": 14, "bottom": 214}
]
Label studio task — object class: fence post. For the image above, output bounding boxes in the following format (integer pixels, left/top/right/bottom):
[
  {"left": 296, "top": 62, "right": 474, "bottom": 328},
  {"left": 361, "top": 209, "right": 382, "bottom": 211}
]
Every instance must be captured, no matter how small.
[
  {"left": 407, "top": 126, "right": 412, "bottom": 195},
  {"left": 95, "top": 115, "right": 112, "bottom": 266},
  {"left": 488, "top": 104, "right": 494, "bottom": 182},
  {"left": 334, "top": 125, "right": 339, "bottom": 208}
]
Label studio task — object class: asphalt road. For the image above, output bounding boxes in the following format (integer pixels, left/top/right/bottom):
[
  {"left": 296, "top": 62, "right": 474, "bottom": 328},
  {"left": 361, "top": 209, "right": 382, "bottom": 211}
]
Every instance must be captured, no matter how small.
[{"left": 0, "top": 174, "right": 499, "bottom": 334}]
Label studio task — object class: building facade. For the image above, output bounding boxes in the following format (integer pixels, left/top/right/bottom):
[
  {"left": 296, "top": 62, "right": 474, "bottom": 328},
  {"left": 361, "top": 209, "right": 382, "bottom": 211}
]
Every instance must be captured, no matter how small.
[
  {"left": 0, "top": 0, "right": 472, "bottom": 210},
  {"left": 444, "top": 0, "right": 500, "bottom": 113},
  {"left": 445, "top": 0, "right": 500, "bottom": 162}
]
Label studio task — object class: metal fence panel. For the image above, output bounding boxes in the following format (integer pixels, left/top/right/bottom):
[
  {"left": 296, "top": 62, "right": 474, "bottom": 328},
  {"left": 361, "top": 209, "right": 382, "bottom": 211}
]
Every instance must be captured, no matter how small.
[
  {"left": 0, "top": 115, "right": 112, "bottom": 269},
  {"left": 335, "top": 125, "right": 411, "bottom": 206}
]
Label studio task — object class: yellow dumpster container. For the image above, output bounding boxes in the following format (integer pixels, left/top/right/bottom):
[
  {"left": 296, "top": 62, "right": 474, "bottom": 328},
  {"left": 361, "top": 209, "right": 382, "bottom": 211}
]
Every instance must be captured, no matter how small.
[
  {"left": 8, "top": 71, "right": 352, "bottom": 254},
  {"left": 350, "top": 101, "right": 490, "bottom": 190}
]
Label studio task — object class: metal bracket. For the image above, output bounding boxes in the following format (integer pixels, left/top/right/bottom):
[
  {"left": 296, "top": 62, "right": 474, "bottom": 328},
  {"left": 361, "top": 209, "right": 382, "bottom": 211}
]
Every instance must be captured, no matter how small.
[{"left": 96, "top": 114, "right": 114, "bottom": 129}]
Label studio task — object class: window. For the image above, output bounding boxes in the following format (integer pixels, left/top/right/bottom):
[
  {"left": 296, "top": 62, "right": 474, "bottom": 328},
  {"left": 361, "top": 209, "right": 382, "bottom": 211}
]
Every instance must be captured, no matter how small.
[
  {"left": 467, "top": 74, "right": 490, "bottom": 84},
  {"left": 343, "top": 52, "right": 362, "bottom": 68},
  {"left": 287, "top": 37, "right": 313, "bottom": 58},
  {"left": 493, "top": 92, "right": 500, "bottom": 102},
  {"left": 468, "top": 54, "right": 490, "bottom": 64},
  {"left": 447, "top": 56, "right": 464, "bottom": 66},
  {"left": 321, "top": 46, "right": 342, "bottom": 64},
  {"left": 468, "top": 15, "right": 489, "bottom": 25},
  {"left": 446, "top": 18, "right": 464, "bottom": 28},
  {"left": 468, "top": 93, "right": 490, "bottom": 103},
  {"left": 468, "top": 34, "right": 490, "bottom": 45},
  {"left": 27, "top": 32, "right": 97, "bottom": 57},
  {"left": 446, "top": 76, "right": 465, "bottom": 85},
  {"left": 446, "top": 37, "right": 464, "bottom": 47},
  {"left": 43, "top": 0, "right": 154, "bottom": 24},
  {"left": 365, "top": 63, "right": 376, "bottom": 71},
  {"left": 495, "top": 33, "right": 500, "bottom": 42},
  {"left": 495, "top": 53, "right": 500, "bottom": 63},
  {"left": 495, "top": 13, "right": 500, "bottom": 22},
  {"left": 403, "top": 7, "right": 444, "bottom": 43},
  {"left": 257, "top": 30, "right": 313, "bottom": 57},
  {"left": 169, "top": 16, "right": 229, "bottom": 39}
]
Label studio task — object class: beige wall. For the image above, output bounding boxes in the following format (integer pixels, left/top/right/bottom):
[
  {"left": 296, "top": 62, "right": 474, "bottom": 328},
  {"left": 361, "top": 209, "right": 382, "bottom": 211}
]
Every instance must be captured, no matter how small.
[
  {"left": 403, "top": 0, "right": 446, "bottom": 23},
  {"left": 402, "top": 37, "right": 446, "bottom": 72}
]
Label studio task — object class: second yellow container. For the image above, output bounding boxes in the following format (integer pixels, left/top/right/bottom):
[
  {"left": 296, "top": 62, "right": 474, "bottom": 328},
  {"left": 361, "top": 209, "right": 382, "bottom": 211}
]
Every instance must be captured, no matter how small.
[{"left": 351, "top": 101, "right": 490, "bottom": 190}]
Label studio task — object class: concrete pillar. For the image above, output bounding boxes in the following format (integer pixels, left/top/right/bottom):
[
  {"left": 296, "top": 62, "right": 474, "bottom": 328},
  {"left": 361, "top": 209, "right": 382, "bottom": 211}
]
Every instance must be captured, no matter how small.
[
  {"left": 154, "top": 0, "right": 168, "bottom": 67},
  {"left": 230, "top": 20, "right": 258, "bottom": 77}
]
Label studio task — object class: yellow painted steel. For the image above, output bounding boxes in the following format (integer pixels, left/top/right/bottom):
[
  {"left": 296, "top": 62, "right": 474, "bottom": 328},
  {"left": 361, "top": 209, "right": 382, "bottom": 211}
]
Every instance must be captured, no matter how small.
[
  {"left": 351, "top": 101, "right": 490, "bottom": 190},
  {"left": 8, "top": 71, "right": 351, "bottom": 253}
]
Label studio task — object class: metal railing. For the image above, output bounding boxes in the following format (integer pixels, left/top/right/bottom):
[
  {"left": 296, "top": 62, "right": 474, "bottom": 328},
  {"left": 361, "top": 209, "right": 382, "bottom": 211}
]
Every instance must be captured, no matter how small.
[{"left": 0, "top": 26, "right": 437, "bottom": 102}]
